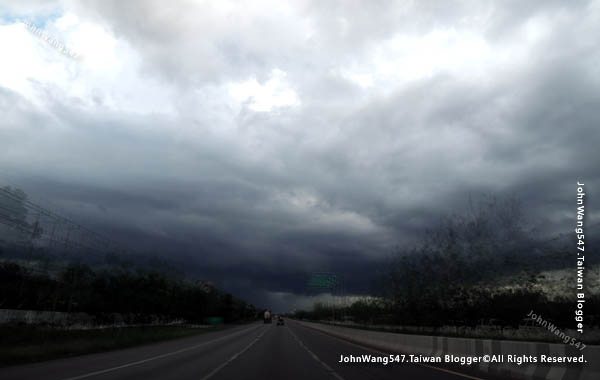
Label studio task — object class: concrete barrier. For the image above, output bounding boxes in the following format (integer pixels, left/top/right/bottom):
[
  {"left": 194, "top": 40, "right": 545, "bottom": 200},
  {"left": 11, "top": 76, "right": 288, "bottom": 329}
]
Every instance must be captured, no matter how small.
[
  {"left": 0, "top": 309, "right": 208, "bottom": 329},
  {"left": 0, "top": 308, "right": 93, "bottom": 327},
  {"left": 295, "top": 320, "right": 599, "bottom": 380}
]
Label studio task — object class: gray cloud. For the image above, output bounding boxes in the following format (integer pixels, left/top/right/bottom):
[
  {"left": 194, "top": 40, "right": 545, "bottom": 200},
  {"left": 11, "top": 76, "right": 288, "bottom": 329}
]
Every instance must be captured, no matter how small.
[{"left": 0, "top": 0, "right": 599, "bottom": 310}]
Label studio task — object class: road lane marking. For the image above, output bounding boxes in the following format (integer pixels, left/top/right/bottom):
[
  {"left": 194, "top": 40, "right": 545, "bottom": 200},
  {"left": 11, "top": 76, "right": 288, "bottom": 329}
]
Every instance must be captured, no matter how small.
[
  {"left": 287, "top": 327, "right": 345, "bottom": 380},
  {"left": 201, "top": 327, "right": 268, "bottom": 380},
  {"left": 293, "top": 321, "right": 484, "bottom": 380},
  {"left": 60, "top": 324, "right": 262, "bottom": 380}
]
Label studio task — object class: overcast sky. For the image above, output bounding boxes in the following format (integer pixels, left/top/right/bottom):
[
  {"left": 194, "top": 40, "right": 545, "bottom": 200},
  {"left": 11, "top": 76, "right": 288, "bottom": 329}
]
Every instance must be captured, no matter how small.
[{"left": 0, "top": 0, "right": 599, "bottom": 311}]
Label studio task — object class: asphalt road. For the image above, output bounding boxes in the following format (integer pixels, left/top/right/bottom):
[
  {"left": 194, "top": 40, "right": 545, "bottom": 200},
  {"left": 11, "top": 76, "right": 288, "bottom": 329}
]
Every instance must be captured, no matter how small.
[{"left": 0, "top": 321, "right": 488, "bottom": 380}]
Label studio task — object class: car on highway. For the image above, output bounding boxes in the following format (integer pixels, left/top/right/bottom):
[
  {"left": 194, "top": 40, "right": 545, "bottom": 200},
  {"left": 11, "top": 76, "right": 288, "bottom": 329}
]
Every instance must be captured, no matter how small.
[{"left": 276, "top": 316, "right": 284, "bottom": 326}]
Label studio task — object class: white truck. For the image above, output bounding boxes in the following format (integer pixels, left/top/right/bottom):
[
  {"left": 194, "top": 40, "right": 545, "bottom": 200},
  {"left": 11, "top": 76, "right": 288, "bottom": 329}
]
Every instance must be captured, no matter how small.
[{"left": 263, "top": 310, "right": 272, "bottom": 323}]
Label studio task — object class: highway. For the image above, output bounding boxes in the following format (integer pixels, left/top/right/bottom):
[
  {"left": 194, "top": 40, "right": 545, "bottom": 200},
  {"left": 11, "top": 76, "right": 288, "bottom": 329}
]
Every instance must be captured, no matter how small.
[{"left": 0, "top": 320, "right": 489, "bottom": 380}]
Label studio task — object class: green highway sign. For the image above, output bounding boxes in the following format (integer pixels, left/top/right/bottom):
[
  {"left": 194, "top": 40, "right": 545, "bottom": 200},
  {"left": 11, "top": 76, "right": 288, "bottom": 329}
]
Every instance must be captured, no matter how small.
[{"left": 307, "top": 273, "right": 338, "bottom": 290}]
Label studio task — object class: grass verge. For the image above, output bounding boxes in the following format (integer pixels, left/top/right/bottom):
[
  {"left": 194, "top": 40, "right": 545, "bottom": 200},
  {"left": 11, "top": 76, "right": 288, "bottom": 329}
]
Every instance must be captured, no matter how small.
[{"left": 0, "top": 324, "right": 235, "bottom": 367}]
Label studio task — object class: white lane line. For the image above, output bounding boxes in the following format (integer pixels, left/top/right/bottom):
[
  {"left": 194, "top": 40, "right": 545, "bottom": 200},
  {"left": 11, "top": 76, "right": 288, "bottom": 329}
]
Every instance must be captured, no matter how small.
[
  {"left": 287, "top": 327, "right": 345, "bottom": 380},
  {"left": 201, "top": 327, "right": 268, "bottom": 380},
  {"left": 60, "top": 324, "right": 262, "bottom": 380},
  {"left": 296, "top": 322, "right": 485, "bottom": 380}
]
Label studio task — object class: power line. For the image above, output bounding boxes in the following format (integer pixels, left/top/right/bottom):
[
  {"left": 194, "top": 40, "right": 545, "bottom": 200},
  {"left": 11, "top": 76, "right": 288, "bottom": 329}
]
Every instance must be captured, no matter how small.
[{"left": 0, "top": 184, "right": 131, "bottom": 265}]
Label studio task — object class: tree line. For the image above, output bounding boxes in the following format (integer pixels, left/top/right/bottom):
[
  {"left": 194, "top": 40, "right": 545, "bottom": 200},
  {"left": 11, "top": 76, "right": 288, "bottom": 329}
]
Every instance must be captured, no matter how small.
[
  {"left": 0, "top": 261, "right": 256, "bottom": 324},
  {"left": 295, "top": 195, "right": 600, "bottom": 329}
]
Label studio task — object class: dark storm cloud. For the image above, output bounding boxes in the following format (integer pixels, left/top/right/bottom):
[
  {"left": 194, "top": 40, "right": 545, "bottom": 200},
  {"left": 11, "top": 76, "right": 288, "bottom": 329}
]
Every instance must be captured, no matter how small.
[{"left": 1, "top": 0, "right": 599, "bottom": 309}]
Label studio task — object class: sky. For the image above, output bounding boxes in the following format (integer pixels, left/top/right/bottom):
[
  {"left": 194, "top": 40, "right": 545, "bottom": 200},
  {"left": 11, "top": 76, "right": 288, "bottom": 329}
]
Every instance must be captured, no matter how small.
[{"left": 0, "top": 0, "right": 599, "bottom": 311}]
